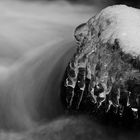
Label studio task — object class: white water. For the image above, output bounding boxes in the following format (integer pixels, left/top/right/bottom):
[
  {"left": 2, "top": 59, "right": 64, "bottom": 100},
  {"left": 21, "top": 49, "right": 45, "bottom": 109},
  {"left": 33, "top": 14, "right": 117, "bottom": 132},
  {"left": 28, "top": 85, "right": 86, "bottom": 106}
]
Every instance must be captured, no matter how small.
[
  {"left": 0, "top": 0, "right": 97, "bottom": 135},
  {"left": 2, "top": 1, "right": 140, "bottom": 140}
]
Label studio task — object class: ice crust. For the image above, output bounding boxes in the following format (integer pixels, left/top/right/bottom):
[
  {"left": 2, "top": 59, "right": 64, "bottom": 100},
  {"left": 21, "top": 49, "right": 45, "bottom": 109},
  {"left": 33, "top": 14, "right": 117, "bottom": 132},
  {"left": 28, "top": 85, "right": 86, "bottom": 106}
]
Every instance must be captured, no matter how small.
[{"left": 90, "top": 5, "right": 140, "bottom": 56}]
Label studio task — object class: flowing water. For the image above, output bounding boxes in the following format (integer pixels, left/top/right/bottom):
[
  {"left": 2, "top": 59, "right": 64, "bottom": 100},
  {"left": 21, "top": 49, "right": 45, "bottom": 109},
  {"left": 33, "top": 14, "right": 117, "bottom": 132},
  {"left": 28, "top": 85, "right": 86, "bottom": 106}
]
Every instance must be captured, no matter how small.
[
  {"left": 0, "top": 1, "right": 140, "bottom": 139},
  {"left": 0, "top": 0, "right": 98, "bottom": 139}
]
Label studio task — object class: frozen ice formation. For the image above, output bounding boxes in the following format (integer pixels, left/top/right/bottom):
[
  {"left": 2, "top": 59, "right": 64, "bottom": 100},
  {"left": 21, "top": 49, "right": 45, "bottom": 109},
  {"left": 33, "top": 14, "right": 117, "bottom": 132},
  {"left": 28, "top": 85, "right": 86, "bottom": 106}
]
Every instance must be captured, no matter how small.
[{"left": 61, "top": 5, "right": 140, "bottom": 123}]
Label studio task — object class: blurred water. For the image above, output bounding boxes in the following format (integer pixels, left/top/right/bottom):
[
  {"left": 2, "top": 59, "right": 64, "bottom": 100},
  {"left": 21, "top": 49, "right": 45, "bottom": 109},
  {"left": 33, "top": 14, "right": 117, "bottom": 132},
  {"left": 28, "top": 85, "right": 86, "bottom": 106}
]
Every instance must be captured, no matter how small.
[
  {"left": 0, "top": 0, "right": 96, "bottom": 136},
  {"left": 0, "top": 0, "right": 140, "bottom": 140}
]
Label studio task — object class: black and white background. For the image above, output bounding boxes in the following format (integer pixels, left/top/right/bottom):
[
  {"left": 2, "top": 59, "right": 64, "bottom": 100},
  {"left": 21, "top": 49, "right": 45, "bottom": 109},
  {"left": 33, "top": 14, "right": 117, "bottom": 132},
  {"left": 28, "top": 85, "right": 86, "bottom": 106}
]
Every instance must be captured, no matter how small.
[{"left": 0, "top": 0, "right": 139, "bottom": 139}]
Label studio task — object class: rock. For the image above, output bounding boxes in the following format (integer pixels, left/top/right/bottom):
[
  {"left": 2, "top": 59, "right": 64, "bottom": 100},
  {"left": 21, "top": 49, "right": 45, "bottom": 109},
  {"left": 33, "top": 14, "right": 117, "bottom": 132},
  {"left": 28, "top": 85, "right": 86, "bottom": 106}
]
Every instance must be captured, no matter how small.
[{"left": 61, "top": 5, "right": 140, "bottom": 127}]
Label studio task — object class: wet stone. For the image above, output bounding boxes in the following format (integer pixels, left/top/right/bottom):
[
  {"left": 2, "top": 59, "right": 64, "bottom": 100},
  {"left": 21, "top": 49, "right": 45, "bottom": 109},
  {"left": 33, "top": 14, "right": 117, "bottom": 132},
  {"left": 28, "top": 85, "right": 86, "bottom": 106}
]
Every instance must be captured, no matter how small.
[{"left": 61, "top": 5, "right": 140, "bottom": 128}]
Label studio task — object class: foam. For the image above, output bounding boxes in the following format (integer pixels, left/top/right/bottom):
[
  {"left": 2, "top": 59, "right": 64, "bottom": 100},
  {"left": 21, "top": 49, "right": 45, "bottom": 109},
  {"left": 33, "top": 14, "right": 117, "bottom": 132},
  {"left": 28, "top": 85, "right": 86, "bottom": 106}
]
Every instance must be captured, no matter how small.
[{"left": 92, "top": 5, "right": 140, "bottom": 56}]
